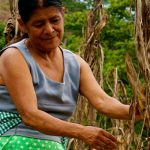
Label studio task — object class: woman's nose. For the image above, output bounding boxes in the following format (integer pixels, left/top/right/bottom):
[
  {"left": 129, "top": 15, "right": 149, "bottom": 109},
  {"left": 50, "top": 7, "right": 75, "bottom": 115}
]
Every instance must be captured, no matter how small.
[{"left": 45, "top": 23, "right": 54, "bottom": 33}]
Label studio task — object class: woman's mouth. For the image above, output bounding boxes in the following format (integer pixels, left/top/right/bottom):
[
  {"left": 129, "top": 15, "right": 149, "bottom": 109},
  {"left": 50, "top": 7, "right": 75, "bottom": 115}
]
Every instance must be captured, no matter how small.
[{"left": 43, "top": 32, "right": 58, "bottom": 40}]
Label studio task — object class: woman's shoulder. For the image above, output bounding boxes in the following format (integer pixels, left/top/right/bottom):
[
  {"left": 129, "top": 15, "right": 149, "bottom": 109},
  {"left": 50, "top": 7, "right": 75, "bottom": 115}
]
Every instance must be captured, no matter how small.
[
  {"left": 0, "top": 45, "right": 29, "bottom": 86},
  {"left": 61, "top": 48, "right": 83, "bottom": 63},
  {"left": 0, "top": 47, "right": 21, "bottom": 61},
  {"left": 0, "top": 39, "right": 28, "bottom": 72},
  {"left": 0, "top": 39, "right": 26, "bottom": 56},
  {"left": 61, "top": 48, "right": 90, "bottom": 74}
]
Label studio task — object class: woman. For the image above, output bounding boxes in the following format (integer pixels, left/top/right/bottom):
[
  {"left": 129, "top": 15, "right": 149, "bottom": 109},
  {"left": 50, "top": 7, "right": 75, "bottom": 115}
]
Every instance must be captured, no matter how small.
[{"left": 0, "top": 0, "right": 133, "bottom": 149}]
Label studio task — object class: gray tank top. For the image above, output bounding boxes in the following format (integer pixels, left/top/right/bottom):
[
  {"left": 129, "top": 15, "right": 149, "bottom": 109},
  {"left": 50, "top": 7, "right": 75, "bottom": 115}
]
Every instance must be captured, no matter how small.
[{"left": 0, "top": 39, "right": 80, "bottom": 143}]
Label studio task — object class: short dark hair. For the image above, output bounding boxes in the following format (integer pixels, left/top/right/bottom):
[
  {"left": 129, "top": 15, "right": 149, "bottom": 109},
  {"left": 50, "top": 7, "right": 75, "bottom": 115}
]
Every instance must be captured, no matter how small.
[{"left": 18, "top": 0, "right": 62, "bottom": 23}]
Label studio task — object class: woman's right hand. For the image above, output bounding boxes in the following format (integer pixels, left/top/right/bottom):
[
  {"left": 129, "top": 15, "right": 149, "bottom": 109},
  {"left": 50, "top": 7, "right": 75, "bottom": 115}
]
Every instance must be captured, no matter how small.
[{"left": 80, "top": 126, "right": 117, "bottom": 150}]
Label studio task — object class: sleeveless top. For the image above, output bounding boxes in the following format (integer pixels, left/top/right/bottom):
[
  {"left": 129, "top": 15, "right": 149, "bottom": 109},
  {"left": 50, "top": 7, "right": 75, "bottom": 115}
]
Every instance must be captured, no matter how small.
[{"left": 0, "top": 39, "right": 80, "bottom": 143}]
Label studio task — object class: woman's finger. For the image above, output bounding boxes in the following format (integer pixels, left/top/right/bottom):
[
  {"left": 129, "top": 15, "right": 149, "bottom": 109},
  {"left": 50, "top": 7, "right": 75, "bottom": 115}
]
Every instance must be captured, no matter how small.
[
  {"left": 102, "top": 130, "right": 117, "bottom": 142},
  {"left": 99, "top": 135, "right": 117, "bottom": 148}
]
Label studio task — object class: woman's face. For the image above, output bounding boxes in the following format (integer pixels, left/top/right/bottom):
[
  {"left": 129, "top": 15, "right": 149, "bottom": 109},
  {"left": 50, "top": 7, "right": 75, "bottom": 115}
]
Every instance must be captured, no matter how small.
[{"left": 21, "top": 6, "right": 64, "bottom": 52}]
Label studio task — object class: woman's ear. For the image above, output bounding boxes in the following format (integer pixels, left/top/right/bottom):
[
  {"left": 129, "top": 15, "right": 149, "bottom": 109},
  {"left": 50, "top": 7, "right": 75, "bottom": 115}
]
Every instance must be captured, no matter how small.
[
  {"left": 61, "top": 7, "right": 65, "bottom": 16},
  {"left": 17, "top": 18, "right": 27, "bottom": 33}
]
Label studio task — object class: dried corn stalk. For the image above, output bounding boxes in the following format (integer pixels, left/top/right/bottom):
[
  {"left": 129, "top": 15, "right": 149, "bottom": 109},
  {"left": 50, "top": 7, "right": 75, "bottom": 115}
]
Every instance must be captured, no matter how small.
[
  {"left": 104, "top": 68, "right": 135, "bottom": 150},
  {"left": 4, "top": 0, "right": 20, "bottom": 45},
  {"left": 134, "top": 0, "right": 149, "bottom": 149},
  {"left": 68, "top": 1, "right": 106, "bottom": 150},
  {"left": 125, "top": 0, "right": 150, "bottom": 149}
]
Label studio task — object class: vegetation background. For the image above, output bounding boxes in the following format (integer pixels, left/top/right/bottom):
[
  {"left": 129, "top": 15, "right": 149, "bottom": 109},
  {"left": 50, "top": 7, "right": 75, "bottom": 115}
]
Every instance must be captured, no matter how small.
[
  {"left": 0, "top": 0, "right": 136, "bottom": 82},
  {"left": 0, "top": 0, "right": 149, "bottom": 149}
]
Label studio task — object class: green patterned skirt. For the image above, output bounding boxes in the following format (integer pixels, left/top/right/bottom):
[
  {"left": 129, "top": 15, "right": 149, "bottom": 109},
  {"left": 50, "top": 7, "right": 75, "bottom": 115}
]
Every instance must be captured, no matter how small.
[
  {"left": 0, "top": 111, "right": 67, "bottom": 150},
  {"left": 0, "top": 135, "right": 65, "bottom": 150}
]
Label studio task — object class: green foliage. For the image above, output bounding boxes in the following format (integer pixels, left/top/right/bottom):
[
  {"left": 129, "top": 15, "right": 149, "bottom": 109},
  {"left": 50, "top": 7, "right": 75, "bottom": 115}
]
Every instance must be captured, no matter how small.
[
  {"left": 64, "top": 11, "right": 87, "bottom": 36},
  {"left": 61, "top": 0, "right": 92, "bottom": 53},
  {"left": 108, "top": 0, "right": 135, "bottom": 20},
  {"left": 63, "top": 10, "right": 87, "bottom": 53},
  {"left": 0, "top": 22, "right": 5, "bottom": 49},
  {"left": 62, "top": 0, "right": 87, "bottom": 12},
  {"left": 101, "top": 0, "right": 136, "bottom": 91},
  {"left": 62, "top": 0, "right": 137, "bottom": 92},
  {"left": 63, "top": 35, "right": 83, "bottom": 53}
]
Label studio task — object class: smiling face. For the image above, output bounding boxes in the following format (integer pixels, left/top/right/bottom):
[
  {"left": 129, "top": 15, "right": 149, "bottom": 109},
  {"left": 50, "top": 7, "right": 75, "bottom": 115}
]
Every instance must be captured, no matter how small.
[{"left": 19, "top": 6, "right": 64, "bottom": 53}]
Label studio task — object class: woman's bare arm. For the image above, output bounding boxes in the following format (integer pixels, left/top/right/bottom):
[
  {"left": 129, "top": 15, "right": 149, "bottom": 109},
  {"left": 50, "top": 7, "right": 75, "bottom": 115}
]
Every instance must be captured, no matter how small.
[{"left": 76, "top": 55, "right": 130, "bottom": 120}]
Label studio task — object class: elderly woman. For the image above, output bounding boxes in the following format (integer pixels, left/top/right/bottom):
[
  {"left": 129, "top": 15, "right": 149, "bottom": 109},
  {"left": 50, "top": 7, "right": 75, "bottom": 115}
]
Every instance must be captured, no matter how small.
[{"left": 0, "top": 0, "right": 134, "bottom": 150}]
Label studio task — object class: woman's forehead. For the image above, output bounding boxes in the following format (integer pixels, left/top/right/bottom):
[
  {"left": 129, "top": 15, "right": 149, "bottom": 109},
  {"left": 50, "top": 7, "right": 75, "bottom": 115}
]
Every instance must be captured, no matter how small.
[{"left": 29, "top": 6, "right": 62, "bottom": 20}]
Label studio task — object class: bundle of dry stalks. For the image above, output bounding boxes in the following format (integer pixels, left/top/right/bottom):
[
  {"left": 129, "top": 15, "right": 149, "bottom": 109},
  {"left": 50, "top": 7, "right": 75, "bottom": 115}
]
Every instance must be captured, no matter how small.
[
  {"left": 125, "top": 0, "right": 150, "bottom": 149},
  {"left": 68, "top": 1, "right": 106, "bottom": 149},
  {"left": 4, "top": 0, "right": 21, "bottom": 45}
]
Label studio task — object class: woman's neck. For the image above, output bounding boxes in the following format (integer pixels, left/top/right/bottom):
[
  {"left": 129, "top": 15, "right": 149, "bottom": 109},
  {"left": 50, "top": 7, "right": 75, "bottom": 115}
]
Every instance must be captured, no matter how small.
[{"left": 25, "top": 39, "right": 60, "bottom": 61}]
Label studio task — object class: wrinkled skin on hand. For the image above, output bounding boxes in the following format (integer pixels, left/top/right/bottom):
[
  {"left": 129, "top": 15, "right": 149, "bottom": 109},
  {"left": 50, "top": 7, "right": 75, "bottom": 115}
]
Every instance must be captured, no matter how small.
[{"left": 81, "top": 126, "right": 117, "bottom": 150}]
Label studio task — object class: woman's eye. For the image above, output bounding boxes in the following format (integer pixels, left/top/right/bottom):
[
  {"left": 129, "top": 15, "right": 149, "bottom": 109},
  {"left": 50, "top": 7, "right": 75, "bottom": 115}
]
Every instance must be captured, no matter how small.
[
  {"left": 33, "top": 23, "right": 44, "bottom": 27},
  {"left": 52, "top": 19, "right": 60, "bottom": 24}
]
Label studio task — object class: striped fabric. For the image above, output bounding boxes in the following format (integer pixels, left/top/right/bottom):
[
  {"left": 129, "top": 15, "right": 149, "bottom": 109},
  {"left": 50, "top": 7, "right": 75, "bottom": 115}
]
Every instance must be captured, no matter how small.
[{"left": 0, "top": 111, "right": 21, "bottom": 136}]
